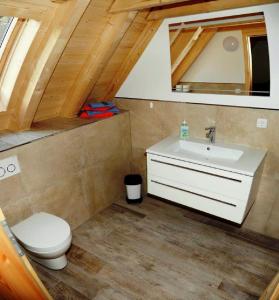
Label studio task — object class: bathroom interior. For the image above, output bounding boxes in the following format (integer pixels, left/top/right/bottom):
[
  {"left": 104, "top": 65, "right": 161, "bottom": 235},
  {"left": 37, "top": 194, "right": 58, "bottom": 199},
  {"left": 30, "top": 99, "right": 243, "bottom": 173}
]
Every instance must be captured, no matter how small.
[{"left": 0, "top": 0, "right": 279, "bottom": 299}]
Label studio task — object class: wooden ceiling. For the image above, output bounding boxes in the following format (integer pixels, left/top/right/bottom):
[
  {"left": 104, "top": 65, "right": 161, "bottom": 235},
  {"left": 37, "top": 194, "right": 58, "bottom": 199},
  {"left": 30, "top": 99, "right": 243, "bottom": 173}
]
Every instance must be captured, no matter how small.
[{"left": 0, "top": 0, "right": 278, "bottom": 130}]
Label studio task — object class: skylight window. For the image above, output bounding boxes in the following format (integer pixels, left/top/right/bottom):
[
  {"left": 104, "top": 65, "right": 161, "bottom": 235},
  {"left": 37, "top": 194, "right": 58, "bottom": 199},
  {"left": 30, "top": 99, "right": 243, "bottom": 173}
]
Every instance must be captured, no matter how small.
[
  {"left": 0, "top": 17, "right": 39, "bottom": 112},
  {"left": 0, "top": 16, "right": 18, "bottom": 66},
  {"left": 0, "top": 17, "right": 14, "bottom": 48}
]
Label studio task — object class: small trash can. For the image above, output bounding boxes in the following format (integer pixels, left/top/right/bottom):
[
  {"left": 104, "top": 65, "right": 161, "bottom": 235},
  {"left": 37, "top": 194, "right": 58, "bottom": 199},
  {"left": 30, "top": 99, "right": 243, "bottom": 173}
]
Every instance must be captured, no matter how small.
[{"left": 124, "top": 174, "right": 142, "bottom": 204}]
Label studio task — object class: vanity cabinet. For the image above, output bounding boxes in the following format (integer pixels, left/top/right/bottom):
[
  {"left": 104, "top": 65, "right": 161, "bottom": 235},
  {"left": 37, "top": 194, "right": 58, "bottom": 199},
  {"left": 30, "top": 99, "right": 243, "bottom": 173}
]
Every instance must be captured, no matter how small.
[{"left": 147, "top": 153, "right": 263, "bottom": 224}]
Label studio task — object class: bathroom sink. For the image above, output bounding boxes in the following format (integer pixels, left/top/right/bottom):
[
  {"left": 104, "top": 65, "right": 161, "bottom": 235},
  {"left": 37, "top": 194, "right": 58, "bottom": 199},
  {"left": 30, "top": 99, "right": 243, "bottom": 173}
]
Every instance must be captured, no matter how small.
[
  {"left": 147, "top": 136, "right": 266, "bottom": 176},
  {"left": 171, "top": 139, "right": 243, "bottom": 161}
]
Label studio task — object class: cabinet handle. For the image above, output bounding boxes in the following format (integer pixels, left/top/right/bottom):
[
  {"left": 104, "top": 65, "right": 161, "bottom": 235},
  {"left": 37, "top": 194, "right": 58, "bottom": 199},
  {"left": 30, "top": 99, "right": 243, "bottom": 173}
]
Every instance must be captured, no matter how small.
[
  {"left": 151, "top": 180, "right": 237, "bottom": 207},
  {"left": 150, "top": 159, "right": 242, "bottom": 183}
]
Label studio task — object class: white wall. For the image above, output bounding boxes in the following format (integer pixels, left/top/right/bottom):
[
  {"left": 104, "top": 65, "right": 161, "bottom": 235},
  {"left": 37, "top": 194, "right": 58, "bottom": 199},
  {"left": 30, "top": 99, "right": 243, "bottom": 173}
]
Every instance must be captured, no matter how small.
[
  {"left": 182, "top": 31, "right": 245, "bottom": 84},
  {"left": 116, "top": 4, "right": 279, "bottom": 109}
]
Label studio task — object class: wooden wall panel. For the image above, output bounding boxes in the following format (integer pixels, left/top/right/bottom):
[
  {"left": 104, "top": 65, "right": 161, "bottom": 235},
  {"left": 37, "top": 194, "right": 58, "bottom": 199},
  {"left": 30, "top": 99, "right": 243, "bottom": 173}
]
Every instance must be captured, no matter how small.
[
  {"left": 34, "top": 0, "right": 119, "bottom": 120},
  {"left": 60, "top": 11, "right": 137, "bottom": 117},
  {"left": 89, "top": 11, "right": 150, "bottom": 100}
]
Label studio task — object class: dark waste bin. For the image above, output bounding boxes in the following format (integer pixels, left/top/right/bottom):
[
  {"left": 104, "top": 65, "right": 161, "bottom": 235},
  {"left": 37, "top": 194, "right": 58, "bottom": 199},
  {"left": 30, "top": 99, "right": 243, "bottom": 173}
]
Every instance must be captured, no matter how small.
[{"left": 124, "top": 174, "right": 142, "bottom": 204}]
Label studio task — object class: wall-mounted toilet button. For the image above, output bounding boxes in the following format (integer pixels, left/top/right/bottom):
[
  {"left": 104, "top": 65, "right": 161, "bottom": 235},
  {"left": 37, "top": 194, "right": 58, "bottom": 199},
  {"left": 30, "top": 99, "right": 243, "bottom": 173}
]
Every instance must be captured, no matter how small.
[
  {"left": 0, "top": 156, "right": 21, "bottom": 181},
  {"left": 7, "top": 164, "right": 16, "bottom": 173},
  {"left": 0, "top": 167, "right": 6, "bottom": 177}
]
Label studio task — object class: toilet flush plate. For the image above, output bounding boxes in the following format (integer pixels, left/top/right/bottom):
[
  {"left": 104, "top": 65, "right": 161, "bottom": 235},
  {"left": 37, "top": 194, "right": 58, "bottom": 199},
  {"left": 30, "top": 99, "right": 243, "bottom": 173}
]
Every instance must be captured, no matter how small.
[{"left": 0, "top": 156, "right": 21, "bottom": 181}]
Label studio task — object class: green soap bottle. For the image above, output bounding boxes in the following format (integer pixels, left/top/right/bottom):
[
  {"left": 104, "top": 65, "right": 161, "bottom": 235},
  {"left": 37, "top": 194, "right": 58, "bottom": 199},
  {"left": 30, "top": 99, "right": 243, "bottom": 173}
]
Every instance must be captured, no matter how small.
[{"left": 180, "top": 120, "right": 189, "bottom": 139}]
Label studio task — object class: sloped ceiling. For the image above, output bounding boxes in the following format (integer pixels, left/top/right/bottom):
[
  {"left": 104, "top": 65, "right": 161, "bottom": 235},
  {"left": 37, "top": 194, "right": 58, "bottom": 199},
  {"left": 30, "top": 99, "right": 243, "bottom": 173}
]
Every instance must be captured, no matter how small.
[
  {"left": 25, "top": 0, "right": 279, "bottom": 122},
  {"left": 0, "top": 0, "right": 91, "bottom": 131}
]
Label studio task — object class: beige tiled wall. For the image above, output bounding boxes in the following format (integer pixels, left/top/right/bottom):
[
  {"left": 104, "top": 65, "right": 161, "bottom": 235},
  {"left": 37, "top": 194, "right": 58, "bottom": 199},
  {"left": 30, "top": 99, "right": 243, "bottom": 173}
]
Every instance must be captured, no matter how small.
[
  {"left": 0, "top": 113, "right": 131, "bottom": 229},
  {"left": 115, "top": 99, "right": 279, "bottom": 239}
]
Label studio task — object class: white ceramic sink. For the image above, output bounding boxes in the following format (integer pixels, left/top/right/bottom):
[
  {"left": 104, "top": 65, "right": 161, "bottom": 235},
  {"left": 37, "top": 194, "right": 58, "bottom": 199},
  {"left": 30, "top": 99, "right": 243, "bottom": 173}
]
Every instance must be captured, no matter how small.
[
  {"left": 147, "top": 136, "right": 267, "bottom": 176},
  {"left": 172, "top": 139, "right": 244, "bottom": 161}
]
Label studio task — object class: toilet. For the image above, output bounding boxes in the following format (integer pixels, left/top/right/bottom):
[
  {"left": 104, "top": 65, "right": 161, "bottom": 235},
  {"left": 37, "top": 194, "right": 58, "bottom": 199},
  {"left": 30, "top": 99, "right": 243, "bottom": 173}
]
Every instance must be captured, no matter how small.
[{"left": 12, "top": 212, "right": 72, "bottom": 270}]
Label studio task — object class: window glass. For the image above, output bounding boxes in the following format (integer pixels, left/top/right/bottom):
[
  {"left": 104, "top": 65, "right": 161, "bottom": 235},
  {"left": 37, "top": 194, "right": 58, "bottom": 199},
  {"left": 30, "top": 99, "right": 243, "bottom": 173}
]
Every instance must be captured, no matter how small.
[{"left": 0, "top": 17, "right": 14, "bottom": 49}]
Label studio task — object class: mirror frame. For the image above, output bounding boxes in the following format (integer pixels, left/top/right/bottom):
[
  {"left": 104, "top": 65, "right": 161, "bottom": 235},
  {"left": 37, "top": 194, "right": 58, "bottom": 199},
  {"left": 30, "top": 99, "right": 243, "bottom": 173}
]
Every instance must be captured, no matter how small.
[{"left": 116, "top": 4, "right": 279, "bottom": 109}]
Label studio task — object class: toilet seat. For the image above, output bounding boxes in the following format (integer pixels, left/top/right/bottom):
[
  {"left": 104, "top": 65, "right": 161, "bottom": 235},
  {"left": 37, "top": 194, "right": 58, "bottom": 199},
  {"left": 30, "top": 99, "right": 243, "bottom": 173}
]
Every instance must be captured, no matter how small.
[{"left": 12, "top": 212, "right": 71, "bottom": 254}]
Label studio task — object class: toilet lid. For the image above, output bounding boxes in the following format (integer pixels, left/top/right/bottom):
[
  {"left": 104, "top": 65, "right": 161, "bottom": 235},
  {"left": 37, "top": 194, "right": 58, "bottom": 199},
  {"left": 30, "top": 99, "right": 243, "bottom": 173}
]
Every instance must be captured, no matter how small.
[{"left": 12, "top": 212, "right": 71, "bottom": 253}]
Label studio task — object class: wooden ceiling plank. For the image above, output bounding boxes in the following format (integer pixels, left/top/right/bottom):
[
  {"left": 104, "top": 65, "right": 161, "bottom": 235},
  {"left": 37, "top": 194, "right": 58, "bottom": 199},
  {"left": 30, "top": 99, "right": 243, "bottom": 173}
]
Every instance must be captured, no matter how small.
[
  {"left": 103, "top": 19, "right": 163, "bottom": 100},
  {"left": 0, "top": 1, "right": 70, "bottom": 19},
  {"left": 0, "top": 0, "right": 55, "bottom": 7},
  {"left": 110, "top": 0, "right": 191, "bottom": 13},
  {"left": 34, "top": 0, "right": 122, "bottom": 122},
  {"left": 59, "top": 11, "right": 138, "bottom": 117},
  {"left": 172, "top": 28, "right": 216, "bottom": 87},
  {"left": 148, "top": 0, "right": 279, "bottom": 20}
]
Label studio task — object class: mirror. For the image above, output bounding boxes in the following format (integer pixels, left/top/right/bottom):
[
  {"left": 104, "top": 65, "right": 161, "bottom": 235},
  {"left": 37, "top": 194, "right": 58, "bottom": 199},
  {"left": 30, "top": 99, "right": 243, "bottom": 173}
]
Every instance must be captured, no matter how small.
[{"left": 169, "top": 13, "right": 270, "bottom": 97}]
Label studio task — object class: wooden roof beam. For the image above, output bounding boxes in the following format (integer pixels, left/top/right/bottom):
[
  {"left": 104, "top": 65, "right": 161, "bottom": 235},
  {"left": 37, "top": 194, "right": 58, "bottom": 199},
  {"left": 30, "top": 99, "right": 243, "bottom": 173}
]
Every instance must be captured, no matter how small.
[
  {"left": 148, "top": 0, "right": 279, "bottom": 20},
  {"left": 171, "top": 26, "right": 203, "bottom": 73},
  {"left": 110, "top": 0, "right": 191, "bottom": 13},
  {"left": 172, "top": 28, "right": 216, "bottom": 87},
  {"left": 173, "top": 19, "right": 265, "bottom": 33},
  {"left": 51, "top": 0, "right": 68, "bottom": 2},
  {"left": 170, "top": 27, "right": 183, "bottom": 46}
]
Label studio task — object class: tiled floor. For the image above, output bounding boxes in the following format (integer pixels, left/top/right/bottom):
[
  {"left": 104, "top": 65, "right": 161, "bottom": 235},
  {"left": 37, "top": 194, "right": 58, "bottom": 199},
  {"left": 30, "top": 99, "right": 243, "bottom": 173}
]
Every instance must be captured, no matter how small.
[{"left": 33, "top": 197, "right": 279, "bottom": 299}]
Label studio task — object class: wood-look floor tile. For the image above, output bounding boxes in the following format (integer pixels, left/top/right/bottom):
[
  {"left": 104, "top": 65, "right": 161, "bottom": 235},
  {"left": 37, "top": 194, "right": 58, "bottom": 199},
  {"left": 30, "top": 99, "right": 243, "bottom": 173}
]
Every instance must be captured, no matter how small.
[
  {"left": 68, "top": 244, "right": 104, "bottom": 274},
  {"left": 49, "top": 281, "right": 90, "bottom": 300},
  {"left": 182, "top": 207, "right": 279, "bottom": 252},
  {"left": 93, "top": 287, "right": 134, "bottom": 300},
  {"left": 37, "top": 262, "right": 107, "bottom": 299},
  {"left": 218, "top": 280, "right": 258, "bottom": 300},
  {"left": 32, "top": 262, "right": 60, "bottom": 291},
  {"left": 34, "top": 196, "right": 279, "bottom": 299},
  {"left": 110, "top": 203, "right": 146, "bottom": 219}
]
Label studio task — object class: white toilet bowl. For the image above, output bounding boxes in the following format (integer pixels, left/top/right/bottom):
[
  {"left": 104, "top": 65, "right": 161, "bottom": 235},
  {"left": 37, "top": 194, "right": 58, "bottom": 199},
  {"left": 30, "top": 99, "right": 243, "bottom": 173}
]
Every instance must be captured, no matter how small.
[{"left": 12, "top": 212, "right": 72, "bottom": 270}]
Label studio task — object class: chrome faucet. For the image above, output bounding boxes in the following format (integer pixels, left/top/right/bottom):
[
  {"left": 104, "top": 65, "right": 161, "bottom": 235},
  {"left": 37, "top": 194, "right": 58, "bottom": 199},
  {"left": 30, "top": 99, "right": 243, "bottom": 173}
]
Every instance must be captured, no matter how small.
[{"left": 205, "top": 126, "right": 216, "bottom": 144}]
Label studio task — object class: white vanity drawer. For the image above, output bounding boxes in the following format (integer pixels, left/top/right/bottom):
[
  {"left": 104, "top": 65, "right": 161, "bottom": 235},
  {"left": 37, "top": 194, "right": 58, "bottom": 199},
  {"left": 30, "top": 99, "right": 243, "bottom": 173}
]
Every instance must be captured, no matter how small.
[
  {"left": 147, "top": 154, "right": 253, "bottom": 202},
  {"left": 148, "top": 176, "right": 247, "bottom": 223}
]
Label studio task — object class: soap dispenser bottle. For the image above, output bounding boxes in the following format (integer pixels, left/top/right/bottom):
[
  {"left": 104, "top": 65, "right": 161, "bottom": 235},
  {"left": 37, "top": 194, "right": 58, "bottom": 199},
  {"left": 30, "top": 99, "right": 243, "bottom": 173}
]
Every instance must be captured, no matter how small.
[{"left": 180, "top": 120, "right": 189, "bottom": 139}]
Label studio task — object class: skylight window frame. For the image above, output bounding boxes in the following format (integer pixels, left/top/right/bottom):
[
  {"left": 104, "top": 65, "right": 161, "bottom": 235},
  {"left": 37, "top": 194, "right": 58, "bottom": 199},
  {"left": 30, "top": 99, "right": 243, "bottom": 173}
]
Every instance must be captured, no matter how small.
[
  {"left": 0, "top": 18, "right": 25, "bottom": 78},
  {"left": 0, "top": 19, "right": 40, "bottom": 112},
  {"left": 0, "top": 17, "right": 16, "bottom": 49},
  {"left": 0, "top": 17, "right": 13, "bottom": 47}
]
